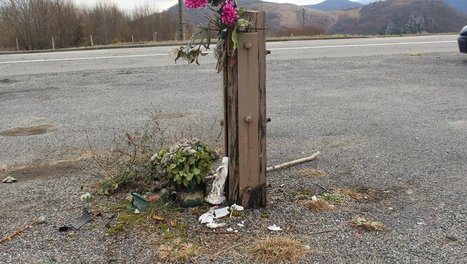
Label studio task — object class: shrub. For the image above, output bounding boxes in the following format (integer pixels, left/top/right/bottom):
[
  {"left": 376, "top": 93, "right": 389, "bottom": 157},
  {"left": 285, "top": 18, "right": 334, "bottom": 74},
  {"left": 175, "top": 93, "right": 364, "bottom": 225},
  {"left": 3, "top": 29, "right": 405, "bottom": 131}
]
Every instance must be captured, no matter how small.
[{"left": 152, "top": 138, "right": 217, "bottom": 190}]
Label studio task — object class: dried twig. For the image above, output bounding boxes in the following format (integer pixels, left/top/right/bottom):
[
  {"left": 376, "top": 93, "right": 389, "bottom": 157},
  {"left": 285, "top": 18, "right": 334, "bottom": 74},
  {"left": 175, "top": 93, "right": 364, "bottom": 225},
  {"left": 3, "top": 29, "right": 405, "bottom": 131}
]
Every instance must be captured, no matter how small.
[
  {"left": 0, "top": 216, "right": 45, "bottom": 244},
  {"left": 83, "top": 132, "right": 116, "bottom": 178},
  {"left": 267, "top": 151, "right": 320, "bottom": 172}
]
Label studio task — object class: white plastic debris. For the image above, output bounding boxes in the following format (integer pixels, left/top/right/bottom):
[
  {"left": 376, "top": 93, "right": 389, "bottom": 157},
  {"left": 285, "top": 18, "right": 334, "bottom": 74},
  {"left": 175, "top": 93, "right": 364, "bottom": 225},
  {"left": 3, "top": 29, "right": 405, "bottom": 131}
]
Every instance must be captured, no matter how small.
[
  {"left": 206, "top": 222, "right": 226, "bottom": 229},
  {"left": 214, "top": 207, "right": 230, "bottom": 219},
  {"left": 237, "top": 223, "right": 245, "bottom": 227},
  {"left": 230, "top": 203, "right": 244, "bottom": 211},
  {"left": 268, "top": 224, "right": 282, "bottom": 231},
  {"left": 311, "top": 195, "right": 318, "bottom": 201},
  {"left": 134, "top": 209, "right": 141, "bottom": 214},
  {"left": 2, "top": 176, "right": 17, "bottom": 183},
  {"left": 198, "top": 211, "right": 215, "bottom": 224}
]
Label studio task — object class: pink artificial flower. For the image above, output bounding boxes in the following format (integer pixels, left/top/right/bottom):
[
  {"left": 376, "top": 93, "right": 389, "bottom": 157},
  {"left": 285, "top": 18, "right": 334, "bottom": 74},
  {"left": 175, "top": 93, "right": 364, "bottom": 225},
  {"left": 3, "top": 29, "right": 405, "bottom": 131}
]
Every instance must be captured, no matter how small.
[
  {"left": 221, "top": 0, "right": 239, "bottom": 26},
  {"left": 184, "top": 0, "right": 208, "bottom": 9}
]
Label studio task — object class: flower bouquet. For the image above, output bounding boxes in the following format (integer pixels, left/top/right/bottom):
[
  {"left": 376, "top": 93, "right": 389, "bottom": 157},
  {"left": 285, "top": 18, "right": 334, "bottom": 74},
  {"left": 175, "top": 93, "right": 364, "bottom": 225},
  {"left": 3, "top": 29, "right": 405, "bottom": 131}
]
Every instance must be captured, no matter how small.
[{"left": 174, "top": 0, "right": 252, "bottom": 70}]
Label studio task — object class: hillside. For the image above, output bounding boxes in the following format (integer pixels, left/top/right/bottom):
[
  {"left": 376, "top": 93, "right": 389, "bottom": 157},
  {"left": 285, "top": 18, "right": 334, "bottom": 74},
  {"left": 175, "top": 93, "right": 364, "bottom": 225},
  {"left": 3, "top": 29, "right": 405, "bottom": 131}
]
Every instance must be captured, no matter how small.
[
  {"left": 331, "top": 0, "right": 467, "bottom": 34},
  {"left": 241, "top": 1, "right": 338, "bottom": 31},
  {"left": 168, "top": 0, "right": 467, "bottom": 36},
  {"left": 168, "top": 0, "right": 339, "bottom": 34},
  {"left": 305, "top": 0, "right": 363, "bottom": 11}
]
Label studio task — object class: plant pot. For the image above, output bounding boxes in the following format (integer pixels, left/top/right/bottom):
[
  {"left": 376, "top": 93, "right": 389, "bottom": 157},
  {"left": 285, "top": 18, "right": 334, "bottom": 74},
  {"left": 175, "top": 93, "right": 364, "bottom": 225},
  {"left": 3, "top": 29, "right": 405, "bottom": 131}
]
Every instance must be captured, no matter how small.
[{"left": 177, "top": 182, "right": 206, "bottom": 207}]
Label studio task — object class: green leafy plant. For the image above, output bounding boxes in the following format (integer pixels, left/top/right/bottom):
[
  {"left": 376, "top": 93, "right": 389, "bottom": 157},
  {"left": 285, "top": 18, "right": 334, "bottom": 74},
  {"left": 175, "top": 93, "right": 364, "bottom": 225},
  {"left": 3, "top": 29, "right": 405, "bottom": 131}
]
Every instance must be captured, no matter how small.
[{"left": 152, "top": 138, "right": 216, "bottom": 190}]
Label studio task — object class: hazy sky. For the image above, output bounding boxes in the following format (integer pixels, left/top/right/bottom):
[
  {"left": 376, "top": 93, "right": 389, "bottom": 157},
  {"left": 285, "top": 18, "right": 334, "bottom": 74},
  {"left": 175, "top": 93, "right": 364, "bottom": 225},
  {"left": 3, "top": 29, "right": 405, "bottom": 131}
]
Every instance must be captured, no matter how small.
[{"left": 74, "top": 0, "right": 375, "bottom": 12}]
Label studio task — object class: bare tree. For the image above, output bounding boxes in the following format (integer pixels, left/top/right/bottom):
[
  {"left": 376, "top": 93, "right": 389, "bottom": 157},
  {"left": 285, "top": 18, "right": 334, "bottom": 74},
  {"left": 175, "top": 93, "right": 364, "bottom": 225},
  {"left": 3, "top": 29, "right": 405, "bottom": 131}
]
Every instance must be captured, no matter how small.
[{"left": 0, "top": 0, "right": 181, "bottom": 50}]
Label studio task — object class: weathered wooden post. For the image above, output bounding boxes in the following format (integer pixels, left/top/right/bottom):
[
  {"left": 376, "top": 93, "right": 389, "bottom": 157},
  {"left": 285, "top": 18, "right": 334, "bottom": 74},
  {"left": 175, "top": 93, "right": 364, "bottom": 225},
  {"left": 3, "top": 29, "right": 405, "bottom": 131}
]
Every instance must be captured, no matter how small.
[{"left": 224, "top": 11, "right": 267, "bottom": 208}]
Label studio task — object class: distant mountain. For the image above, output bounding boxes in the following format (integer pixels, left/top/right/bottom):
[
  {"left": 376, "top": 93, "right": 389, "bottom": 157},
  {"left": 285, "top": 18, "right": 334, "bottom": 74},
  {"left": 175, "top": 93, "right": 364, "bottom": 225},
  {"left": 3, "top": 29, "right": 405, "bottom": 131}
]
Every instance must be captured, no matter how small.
[
  {"left": 168, "top": 0, "right": 467, "bottom": 36},
  {"left": 331, "top": 0, "right": 467, "bottom": 34},
  {"left": 351, "top": 0, "right": 467, "bottom": 14},
  {"left": 168, "top": 0, "right": 339, "bottom": 32},
  {"left": 445, "top": 0, "right": 467, "bottom": 14},
  {"left": 305, "top": 0, "right": 363, "bottom": 11},
  {"left": 354, "top": 0, "right": 379, "bottom": 3}
]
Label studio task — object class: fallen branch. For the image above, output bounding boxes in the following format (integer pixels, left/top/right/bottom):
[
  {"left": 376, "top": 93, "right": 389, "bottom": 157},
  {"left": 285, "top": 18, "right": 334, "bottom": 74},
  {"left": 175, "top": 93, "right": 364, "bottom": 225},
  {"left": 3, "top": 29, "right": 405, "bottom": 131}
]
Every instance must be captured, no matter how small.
[
  {"left": 0, "top": 216, "right": 45, "bottom": 244},
  {"left": 267, "top": 151, "right": 320, "bottom": 172}
]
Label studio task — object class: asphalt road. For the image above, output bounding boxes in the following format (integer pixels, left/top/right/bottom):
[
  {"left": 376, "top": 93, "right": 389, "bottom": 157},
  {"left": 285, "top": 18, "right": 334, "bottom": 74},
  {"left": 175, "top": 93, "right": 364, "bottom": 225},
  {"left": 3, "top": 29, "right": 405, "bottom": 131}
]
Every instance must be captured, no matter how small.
[
  {"left": 1, "top": 35, "right": 466, "bottom": 262},
  {"left": 0, "top": 34, "right": 462, "bottom": 165},
  {"left": 0, "top": 34, "right": 458, "bottom": 75}
]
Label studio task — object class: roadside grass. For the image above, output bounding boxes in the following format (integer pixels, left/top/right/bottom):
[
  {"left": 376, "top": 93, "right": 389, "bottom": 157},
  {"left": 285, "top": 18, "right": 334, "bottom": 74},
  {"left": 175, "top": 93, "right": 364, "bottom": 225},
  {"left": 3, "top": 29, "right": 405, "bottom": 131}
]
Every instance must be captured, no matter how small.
[
  {"left": 320, "top": 193, "right": 344, "bottom": 205},
  {"left": 299, "top": 199, "right": 334, "bottom": 212},
  {"left": 84, "top": 112, "right": 222, "bottom": 261},
  {"left": 250, "top": 237, "right": 307, "bottom": 263},
  {"left": 85, "top": 112, "right": 222, "bottom": 195},
  {"left": 333, "top": 188, "right": 371, "bottom": 201},
  {"left": 349, "top": 216, "right": 387, "bottom": 231},
  {"left": 157, "top": 238, "right": 200, "bottom": 262},
  {"left": 298, "top": 168, "right": 326, "bottom": 177},
  {"left": 104, "top": 197, "right": 181, "bottom": 236}
]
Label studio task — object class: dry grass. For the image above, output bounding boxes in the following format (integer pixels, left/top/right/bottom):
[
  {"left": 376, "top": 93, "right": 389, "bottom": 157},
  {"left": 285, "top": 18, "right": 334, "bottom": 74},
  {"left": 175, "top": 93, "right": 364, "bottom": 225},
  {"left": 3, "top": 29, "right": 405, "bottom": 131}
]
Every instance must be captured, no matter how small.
[
  {"left": 88, "top": 112, "right": 222, "bottom": 194},
  {"left": 157, "top": 238, "right": 200, "bottom": 261},
  {"left": 298, "top": 168, "right": 326, "bottom": 177},
  {"left": 250, "top": 237, "right": 307, "bottom": 263},
  {"left": 349, "top": 216, "right": 386, "bottom": 231},
  {"left": 333, "top": 188, "right": 370, "bottom": 201},
  {"left": 319, "top": 193, "right": 344, "bottom": 205},
  {"left": 299, "top": 199, "right": 334, "bottom": 212}
]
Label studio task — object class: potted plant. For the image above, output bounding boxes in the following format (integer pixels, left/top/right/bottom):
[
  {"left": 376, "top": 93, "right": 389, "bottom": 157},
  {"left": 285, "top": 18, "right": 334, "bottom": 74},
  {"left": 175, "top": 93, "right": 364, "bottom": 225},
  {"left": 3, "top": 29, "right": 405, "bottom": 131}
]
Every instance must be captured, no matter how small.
[{"left": 151, "top": 138, "right": 216, "bottom": 207}]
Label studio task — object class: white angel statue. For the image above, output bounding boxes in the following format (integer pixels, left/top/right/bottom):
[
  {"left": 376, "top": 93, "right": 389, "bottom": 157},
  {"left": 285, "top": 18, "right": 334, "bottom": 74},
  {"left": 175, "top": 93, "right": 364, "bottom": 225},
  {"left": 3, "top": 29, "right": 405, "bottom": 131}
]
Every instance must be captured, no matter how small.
[{"left": 205, "top": 157, "right": 229, "bottom": 205}]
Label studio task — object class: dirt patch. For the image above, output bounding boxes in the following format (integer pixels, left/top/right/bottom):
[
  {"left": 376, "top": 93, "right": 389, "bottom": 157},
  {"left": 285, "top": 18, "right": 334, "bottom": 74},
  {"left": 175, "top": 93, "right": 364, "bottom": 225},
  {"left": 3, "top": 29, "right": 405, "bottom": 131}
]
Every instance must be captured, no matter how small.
[
  {"left": 0, "top": 78, "right": 17, "bottom": 84},
  {"left": 0, "top": 155, "right": 89, "bottom": 181},
  {"left": 0, "top": 124, "right": 55, "bottom": 137},
  {"left": 318, "top": 138, "right": 359, "bottom": 149}
]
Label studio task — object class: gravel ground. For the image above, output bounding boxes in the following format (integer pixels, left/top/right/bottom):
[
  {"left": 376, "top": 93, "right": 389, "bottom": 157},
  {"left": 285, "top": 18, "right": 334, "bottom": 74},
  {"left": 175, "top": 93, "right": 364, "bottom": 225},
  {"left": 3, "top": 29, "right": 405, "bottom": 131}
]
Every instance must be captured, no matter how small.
[{"left": 1, "top": 51, "right": 467, "bottom": 263}]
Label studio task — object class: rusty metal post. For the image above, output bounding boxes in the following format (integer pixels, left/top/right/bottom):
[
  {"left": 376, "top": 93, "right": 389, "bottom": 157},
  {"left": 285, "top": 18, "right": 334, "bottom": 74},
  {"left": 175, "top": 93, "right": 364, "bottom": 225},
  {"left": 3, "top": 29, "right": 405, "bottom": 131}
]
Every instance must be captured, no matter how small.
[{"left": 224, "top": 11, "right": 267, "bottom": 208}]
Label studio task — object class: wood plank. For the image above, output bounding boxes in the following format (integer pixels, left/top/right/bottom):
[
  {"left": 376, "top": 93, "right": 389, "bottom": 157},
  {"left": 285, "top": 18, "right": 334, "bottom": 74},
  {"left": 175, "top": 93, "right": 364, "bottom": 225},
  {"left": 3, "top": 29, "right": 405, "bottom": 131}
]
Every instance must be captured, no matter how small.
[
  {"left": 225, "top": 31, "right": 239, "bottom": 204},
  {"left": 257, "top": 11, "right": 267, "bottom": 208},
  {"left": 225, "top": 11, "right": 267, "bottom": 207},
  {"left": 237, "top": 32, "right": 260, "bottom": 207}
]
